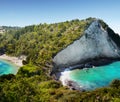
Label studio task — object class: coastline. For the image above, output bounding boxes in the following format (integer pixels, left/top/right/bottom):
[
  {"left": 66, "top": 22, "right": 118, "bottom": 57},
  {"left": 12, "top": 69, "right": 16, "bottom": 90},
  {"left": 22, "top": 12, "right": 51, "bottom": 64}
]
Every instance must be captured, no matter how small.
[
  {"left": 59, "top": 69, "right": 84, "bottom": 91},
  {"left": 57, "top": 58, "right": 120, "bottom": 91},
  {"left": 0, "top": 54, "right": 26, "bottom": 67}
]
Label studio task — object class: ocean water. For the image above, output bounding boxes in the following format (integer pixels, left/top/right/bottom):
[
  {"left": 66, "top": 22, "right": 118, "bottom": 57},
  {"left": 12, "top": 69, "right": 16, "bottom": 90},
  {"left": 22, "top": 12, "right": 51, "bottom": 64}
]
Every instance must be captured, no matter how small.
[
  {"left": 0, "top": 59, "right": 19, "bottom": 76},
  {"left": 60, "top": 61, "right": 120, "bottom": 90}
]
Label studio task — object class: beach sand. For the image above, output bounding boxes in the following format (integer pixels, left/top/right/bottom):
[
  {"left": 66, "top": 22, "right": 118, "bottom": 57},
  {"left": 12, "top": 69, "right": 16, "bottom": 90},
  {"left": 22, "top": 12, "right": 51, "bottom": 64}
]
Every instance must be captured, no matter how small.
[{"left": 0, "top": 54, "right": 26, "bottom": 67}]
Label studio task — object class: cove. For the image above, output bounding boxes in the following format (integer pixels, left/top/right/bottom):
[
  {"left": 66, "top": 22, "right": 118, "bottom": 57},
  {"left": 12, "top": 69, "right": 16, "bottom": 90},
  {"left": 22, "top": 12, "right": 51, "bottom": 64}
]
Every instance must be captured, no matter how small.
[
  {"left": 0, "top": 59, "right": 19, "bottom": 76},
  {"left": 60, "top": 61, "right": 120, "bottom": 91}
]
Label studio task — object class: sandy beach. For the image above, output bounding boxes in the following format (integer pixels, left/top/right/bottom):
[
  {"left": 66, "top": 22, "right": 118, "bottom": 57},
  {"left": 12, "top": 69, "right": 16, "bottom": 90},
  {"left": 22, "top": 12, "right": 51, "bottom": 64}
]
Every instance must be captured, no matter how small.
[{"left": 0, "top": 54, "right": 26, "bottom": 67}]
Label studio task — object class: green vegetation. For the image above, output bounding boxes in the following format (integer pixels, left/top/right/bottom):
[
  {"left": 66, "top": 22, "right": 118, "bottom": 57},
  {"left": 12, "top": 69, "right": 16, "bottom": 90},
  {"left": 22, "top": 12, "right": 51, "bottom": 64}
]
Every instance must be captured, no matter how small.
[
  {"left": 0, "top": 17, "right": 120, "bottom": 101},
  {"left": 1, "top": 74, "right": 120, "bottom": 102},
  {"left": 0, "top": 18, "right": 95, "bottom": 66},
  {"left": 1, "top": 26, "right": 20, "bottom": 33}
]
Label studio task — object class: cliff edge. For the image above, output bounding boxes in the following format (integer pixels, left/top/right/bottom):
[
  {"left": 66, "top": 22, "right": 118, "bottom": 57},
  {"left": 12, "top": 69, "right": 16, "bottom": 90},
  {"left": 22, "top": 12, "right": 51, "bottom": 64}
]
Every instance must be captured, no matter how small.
[{"left": 52, "top": 20, "right": 120, "bottom": 74}]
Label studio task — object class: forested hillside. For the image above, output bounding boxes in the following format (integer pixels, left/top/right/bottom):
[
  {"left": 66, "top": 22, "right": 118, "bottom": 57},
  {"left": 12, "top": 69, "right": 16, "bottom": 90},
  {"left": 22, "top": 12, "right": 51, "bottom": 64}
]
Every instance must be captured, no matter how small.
[
  {"left": 0, "top": 18, "right": 120, "bottom": 102},
  {"left": 0, "top": 18, "right": 95, "bottom": 69},
  {"left": 2, "top": 26, "right": 20, "bottom": 31},
  {"left": 0, "top": 26, "right": 20, "bottom": 34}
]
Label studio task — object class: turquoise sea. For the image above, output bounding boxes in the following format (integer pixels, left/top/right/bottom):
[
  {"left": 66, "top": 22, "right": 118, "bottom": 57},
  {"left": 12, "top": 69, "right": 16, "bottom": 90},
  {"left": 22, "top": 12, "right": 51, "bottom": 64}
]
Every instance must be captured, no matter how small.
[
  {"left": 69, "top": 61, "right": 120, "bottom": 90},
  {"left": 0, "top": 59, "right": 19, "bottom": 76}
]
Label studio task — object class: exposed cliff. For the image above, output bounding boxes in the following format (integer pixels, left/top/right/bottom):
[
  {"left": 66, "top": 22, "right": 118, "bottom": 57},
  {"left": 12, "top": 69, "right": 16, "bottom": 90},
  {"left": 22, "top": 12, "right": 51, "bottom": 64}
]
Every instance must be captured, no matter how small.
[{"left": 52, "top": 20, "right": 120, "bottom": 73}]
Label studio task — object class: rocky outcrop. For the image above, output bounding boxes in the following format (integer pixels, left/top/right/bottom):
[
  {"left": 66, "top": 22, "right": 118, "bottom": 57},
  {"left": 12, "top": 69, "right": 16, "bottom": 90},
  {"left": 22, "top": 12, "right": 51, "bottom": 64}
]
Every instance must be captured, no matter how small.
[{"left": 52, "top": 20, "right": 120, "bottom": 73}]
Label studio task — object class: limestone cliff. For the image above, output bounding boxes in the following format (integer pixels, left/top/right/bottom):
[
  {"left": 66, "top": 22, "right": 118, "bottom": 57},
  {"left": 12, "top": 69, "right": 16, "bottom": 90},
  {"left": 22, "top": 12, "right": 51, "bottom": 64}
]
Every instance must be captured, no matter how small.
[{"left": 52, "top": 20, "right": 120, "bottom": 72}]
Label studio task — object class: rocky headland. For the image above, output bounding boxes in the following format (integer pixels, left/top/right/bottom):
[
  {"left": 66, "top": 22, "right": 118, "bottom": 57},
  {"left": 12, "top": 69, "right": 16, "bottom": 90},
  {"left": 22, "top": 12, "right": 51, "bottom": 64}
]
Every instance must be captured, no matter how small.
[{"left": 51, "top": 20, "right": 120, "bottom": 90}]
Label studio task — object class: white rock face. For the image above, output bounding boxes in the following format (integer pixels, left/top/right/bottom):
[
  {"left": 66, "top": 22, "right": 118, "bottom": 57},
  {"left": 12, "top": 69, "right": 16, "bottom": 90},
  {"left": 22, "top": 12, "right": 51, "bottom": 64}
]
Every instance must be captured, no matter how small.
[{"left": 53, "top": 20, "right": 120, "bottom": 68}]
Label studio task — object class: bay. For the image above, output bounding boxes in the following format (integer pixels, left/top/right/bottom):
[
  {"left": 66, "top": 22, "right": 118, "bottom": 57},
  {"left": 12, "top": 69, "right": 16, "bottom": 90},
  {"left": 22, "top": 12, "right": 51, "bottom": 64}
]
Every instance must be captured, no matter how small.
[{"left": 0, "top": 59, "right": 19, "bottom": 76}]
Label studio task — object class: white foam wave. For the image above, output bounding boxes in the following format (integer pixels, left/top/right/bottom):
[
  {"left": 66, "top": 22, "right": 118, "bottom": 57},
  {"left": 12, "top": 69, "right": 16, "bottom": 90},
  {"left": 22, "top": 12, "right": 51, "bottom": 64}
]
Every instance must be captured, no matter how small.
[{"left": 59, "top": 68, "right": 71, "bottom": 86}]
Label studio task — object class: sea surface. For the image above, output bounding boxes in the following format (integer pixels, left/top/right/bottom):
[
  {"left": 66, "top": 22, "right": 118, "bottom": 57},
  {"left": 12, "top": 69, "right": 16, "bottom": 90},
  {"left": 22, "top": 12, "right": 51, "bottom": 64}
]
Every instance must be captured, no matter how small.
[
  {"left": 60, "top": 61, "right": 120, "bottom": 90},
  {"left": 0, "top": 59, "right": 19, "bottom": 76}
]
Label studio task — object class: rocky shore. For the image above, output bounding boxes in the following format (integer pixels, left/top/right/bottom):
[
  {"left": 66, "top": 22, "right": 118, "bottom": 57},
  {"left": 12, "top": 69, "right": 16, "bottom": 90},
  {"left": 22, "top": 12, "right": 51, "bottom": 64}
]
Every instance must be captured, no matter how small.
[
  {"left": 53, "top": 58, "right": 120, "bottom": 79},
  {"left": 55, "top": 58, "right": 120, "bottom": 91}
]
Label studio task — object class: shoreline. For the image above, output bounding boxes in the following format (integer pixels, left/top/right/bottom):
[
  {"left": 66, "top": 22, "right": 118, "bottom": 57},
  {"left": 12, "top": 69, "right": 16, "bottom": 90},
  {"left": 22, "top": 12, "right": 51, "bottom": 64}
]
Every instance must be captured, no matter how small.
[
  {"left": 57, "top": 58, "right": 120, "bottom": 91},
  {"left": 53, "top": 58, "right": 120, "bottom": 78},
  {"left": 0, "top": 54, "right": 26, "bottom": 67},
  {"left": 59, "top": 69, "right": 85, "bottom": 91}
]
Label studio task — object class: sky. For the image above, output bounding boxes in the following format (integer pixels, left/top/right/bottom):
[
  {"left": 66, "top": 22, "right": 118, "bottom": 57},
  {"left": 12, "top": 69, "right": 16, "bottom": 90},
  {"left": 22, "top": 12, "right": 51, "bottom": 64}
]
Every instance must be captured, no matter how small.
[{"left": 0, "top": 0, "right": 120, "bottom": 33}]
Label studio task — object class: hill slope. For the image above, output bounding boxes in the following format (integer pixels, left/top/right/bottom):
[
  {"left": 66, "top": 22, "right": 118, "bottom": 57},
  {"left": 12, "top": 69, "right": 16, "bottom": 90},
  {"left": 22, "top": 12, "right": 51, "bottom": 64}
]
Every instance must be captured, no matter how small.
[{"left": 0, "top": 18, "right": 120, "bottom": 102}]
